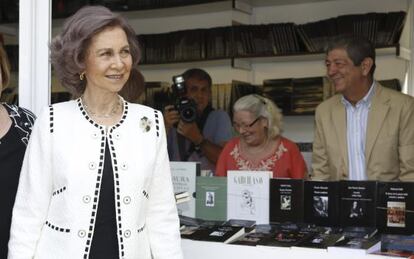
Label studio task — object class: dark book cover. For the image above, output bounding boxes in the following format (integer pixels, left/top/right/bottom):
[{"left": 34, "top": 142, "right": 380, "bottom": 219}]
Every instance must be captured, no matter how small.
[
  {"left": 294, "top": 233, "right": 344, "bottom": 249},
  {"left": 258, "top": 229, "right": 316, "bottom": 248},
  {"left": 376, "top": 181, "right": 414, "bottom": 235},
  {"left": 189, "top": 225, "right": 245, "bottom": 244},
  {"left": 230, "top": 231, "right": 273, "bottom": 246},
  {"left": 304, "top": 181, "right": 340, "bottom": 227},
  {"left": 342, "top": 226, "right": 378, "bottom": 239},
  {"left": 339, "top": 180, "right": 377, "bottom": 228},
  {"left": 269, "top": 178, "right": 304, "bottom": 224},
  {"left": 328, "top": 235, "right": 381, "bottom": 255}
]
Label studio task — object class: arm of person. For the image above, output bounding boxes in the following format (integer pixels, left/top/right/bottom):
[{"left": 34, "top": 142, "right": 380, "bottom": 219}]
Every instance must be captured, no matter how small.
[
  {"left": 176, "top": 120, "right": 224, "bottom": 164},
  {"left": 398, "top": 97, "right": 414, "bottom": 181},
  {"left": 311, "top": 107, "right": 331, "bottom": 180},
  {"left": 215, "top": 139, "right": 235, "bottom": 177},
  {"left": 8, "top": 108, "right": 53, "bottom": 259},
  {"left": 288, "top": 141, "right": 308, "bottom": 179},
  {"left": 147, "top": 112, "right": 183, "bottom": 259}
]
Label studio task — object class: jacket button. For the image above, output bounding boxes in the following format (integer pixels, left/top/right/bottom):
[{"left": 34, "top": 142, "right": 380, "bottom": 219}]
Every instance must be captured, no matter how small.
[
  {"left": 121, "top": 163, "right": 128, "bottom": 170},
  {"left": 123, "top": 196, "right": 131, "bottom": 204},
  {"left": 91, "top": 132, "right": 99, "bottom": 139},
  {"left": 114, "top": 132, "right": 121, "bottom": 139},
  {"left": 124, "top": 230, "right": 131, "bottom": 238},
  {"left": 88, "top": 162, "right": 96, "bottom": 170},
  {"left": 82, "top": 195, "right": 91, "bottom": 203},
  {"left": 78, "top": 230, "right": 86, "bottom": 238}
]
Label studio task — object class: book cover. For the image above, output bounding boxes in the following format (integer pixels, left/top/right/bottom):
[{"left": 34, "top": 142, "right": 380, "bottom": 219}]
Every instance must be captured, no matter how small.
[
  {"left": 195, "top": 176, "right": 227, "bottom": 221},
  {"left": 190, "top": 225, "right": 245, "bottom": 244},
  {"left": 170, "top": 161, "right": 200, "bottom": 217},
  {"left": 230, "top": 231, "right": 274, "bottom": 246},
  {"left": 381, "top": 234, "right": 414, "bottom": 253},
  {"left": 175, "top": 191, "right": 191, "bottom": 204},
  {"left": 304, "top": 180, "right": 340, "bottom": 227},
  {"left": 342, "top": 226, "right": 378, "bottom": 239},
  {"left": 293, "top": 233, "right": 344, "bottom": 250},
  {"left": 376, "top": 181, "right": 414, "bottom": 234},
  {"left": 269, "top": 178, "right": 304, "bottom": 224},
  {"left": 339, "top": 180, "right": 377, "bottom": 228},
  {"left": 227, "top": 171, "right": 272, "bottom": 224},
  {"left": 328, "top": 235, "right": 381, "bottom": 255},
  {"left": 257, "top": 229, "right": 316, "bottom": 248}
]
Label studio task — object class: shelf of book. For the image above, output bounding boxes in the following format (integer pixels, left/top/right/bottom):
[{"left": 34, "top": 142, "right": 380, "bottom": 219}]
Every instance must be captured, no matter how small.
[
  {"left": 139, "top": 45, "right": 406, "bottom": 70},
  {"left": 181, "top": 239, "right": 408, "bottom": 259}
]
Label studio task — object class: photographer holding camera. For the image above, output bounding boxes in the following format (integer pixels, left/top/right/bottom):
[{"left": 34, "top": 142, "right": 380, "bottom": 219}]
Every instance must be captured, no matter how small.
[{"left": 164, "top": 68, "right": 232, "bottom": 174}]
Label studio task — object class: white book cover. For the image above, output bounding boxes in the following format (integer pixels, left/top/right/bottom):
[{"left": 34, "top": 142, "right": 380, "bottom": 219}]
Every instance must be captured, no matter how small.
[
  {"left": 170, "top": 161, "right": 200, "bottom": 217},
  {"left": 227, "top": 170, "right": 272, "bottom": 224}
]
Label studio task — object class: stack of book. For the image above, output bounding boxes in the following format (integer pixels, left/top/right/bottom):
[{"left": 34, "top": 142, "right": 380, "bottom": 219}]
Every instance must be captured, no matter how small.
[
  {"left": 262, "top": 76, "right": 333, "bottom": 115},
  {"left": 297, "top": 11, "right": 406, "bottom": 52}
]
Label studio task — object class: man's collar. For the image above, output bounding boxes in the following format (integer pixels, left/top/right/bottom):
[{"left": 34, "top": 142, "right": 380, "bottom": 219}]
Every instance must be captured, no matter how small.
[{"left": 341, "top": 81, "right": 376, "bottom": 107}]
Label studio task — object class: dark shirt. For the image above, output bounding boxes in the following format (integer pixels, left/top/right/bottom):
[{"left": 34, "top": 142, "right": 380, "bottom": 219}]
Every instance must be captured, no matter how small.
[
  {"left": 0, "top": 125, "right": 26, "bottom": 258},
  {"left": 89, "top": 142, "right": 119, "bottom": 259}
]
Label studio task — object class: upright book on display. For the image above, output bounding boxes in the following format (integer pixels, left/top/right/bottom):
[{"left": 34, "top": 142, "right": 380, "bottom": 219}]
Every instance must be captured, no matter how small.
[
  {"left": 269, "top": 178, "right": 304, "bottom": 223},
  {"left": 376, "top": 181, "right": 414, "bottom": 234},
  {"left": 196, "top": 176, "right": 227, "bottom": 221},
  {"left": 339, "top": 180, "right": 377, "bottom": 228},
  {"left": 304, "top": 180, "right": 340, "bottom": 226},
  {"left": 170, "top": 161, "right": 200, "bottom": 217},
  {"left": 227, "top": 171, "right": 272, "bottom": 224}
]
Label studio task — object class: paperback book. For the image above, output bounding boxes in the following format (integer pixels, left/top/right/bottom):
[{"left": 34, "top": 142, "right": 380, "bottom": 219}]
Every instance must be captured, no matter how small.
[
  {"left": 257, "top": 228, "right": 316, "bottom": 248},
  {"left": 304, "top": 180, "right": 340, "bottom": 226},
  {"left": 170, "top": 161, "right": 200, "bottom": 217},
  {"left": 227, "top": 171, "right": 272, "bottom": 224},
  {"left": 328, "top": 235, "right": 381, "bottom": 256},
  {"left": 195, "top": 176, "right": 227, "bottom": 221},
  {"left": 339, "top": 180, "right": 377, "bottom": 228},
  {"left": 376, "top": 181, "right": 414, "bottom": 234},
  {"left": 189, "top": 225, "right": 245, "bottom": 244},
  {"left": 269, "top": 178, "right": 304, "bottom": 223},
  {"left": 381, "top": 234, "right": 414, "bottom": 253},
  {"left": 293, "top": 233, "right": 344, "bottom": 250}
]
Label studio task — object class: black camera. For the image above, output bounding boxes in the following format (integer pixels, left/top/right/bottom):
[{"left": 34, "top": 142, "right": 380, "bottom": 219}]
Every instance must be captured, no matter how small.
[{"left": 172, "top": 75, "right": 197, "bottom": 123}]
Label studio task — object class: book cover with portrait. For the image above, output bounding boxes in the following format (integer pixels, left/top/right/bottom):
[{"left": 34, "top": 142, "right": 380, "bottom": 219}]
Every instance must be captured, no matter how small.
[
  {"left": 376, "top": 181, "right": 414, "bottom": 234},
  {"left": 339, "top": 180, "right": 377, "bottom": 228},
  {"left": 269, "top": 178, "right": 304, "bottom": 224},
  {"left": 195, "top": 176, "right": 227, "bottom": 221},
  {"left": 227, "top": 171, "right": 272, "bottom": 224},
  {"left": 304, "top": 180, "right": 340, "bottom": 227}
]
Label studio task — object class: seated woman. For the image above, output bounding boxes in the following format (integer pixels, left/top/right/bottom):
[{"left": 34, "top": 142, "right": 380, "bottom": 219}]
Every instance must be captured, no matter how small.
[{"left": 216, "top": 94, "right": 306, "bottom": 178}]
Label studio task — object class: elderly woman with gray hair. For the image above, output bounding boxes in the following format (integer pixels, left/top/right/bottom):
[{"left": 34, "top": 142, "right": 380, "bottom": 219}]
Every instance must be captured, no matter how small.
[
  {"left": 8, "top": 6, "right": 182, "bottom": 259},
  {"left": 216, "top": 94, "right": 306, "bottom": 178}
]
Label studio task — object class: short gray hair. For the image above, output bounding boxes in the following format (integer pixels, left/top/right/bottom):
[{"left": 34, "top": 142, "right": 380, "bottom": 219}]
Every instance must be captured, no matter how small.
[
  {"left": 233, "top": 94, "right": 283, "bottom": 138},
  {"left": 50, "top": 5, "right": 141, "bottom": 96}
]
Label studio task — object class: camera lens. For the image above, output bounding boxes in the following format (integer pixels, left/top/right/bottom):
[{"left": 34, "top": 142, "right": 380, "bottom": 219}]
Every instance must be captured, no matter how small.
[
  {"left": 180, "top": 106, "right": 196, "bottom": 123},
  {"left": 175, "top": 97, "right": 197, "bottom": 123}
]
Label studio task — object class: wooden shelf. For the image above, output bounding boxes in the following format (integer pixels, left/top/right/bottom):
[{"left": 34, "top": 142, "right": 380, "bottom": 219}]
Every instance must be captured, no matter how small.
[{"left": 121, "top": 1, "right": 251, "bottom": 19}]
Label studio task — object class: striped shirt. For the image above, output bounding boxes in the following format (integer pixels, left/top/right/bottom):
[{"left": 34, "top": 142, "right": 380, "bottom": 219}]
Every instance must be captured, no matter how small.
[{"left": 342, "top": 82, "right": 376, "bottom": 180}]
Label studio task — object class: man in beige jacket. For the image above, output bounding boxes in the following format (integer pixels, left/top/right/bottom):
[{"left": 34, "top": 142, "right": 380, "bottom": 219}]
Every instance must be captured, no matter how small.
[{"left": 311, "top": 36, "right": 414, "bottom": 181}]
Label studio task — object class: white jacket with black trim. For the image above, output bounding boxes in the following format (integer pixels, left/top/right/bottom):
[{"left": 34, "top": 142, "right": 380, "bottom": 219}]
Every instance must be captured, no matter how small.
[{"left": 8, "top": 98, "right": 183, "bottom": 259}]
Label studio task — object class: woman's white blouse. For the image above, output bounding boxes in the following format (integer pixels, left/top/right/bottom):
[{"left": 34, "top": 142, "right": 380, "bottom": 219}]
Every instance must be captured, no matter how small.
[{"left": 8, "top": 98, "right": 183, "bottom": 259}]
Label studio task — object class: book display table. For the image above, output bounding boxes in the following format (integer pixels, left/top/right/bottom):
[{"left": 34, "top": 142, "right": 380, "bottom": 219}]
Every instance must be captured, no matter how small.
[{"left": 181, "top": 239, "right": 408, "bottom": 259}]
